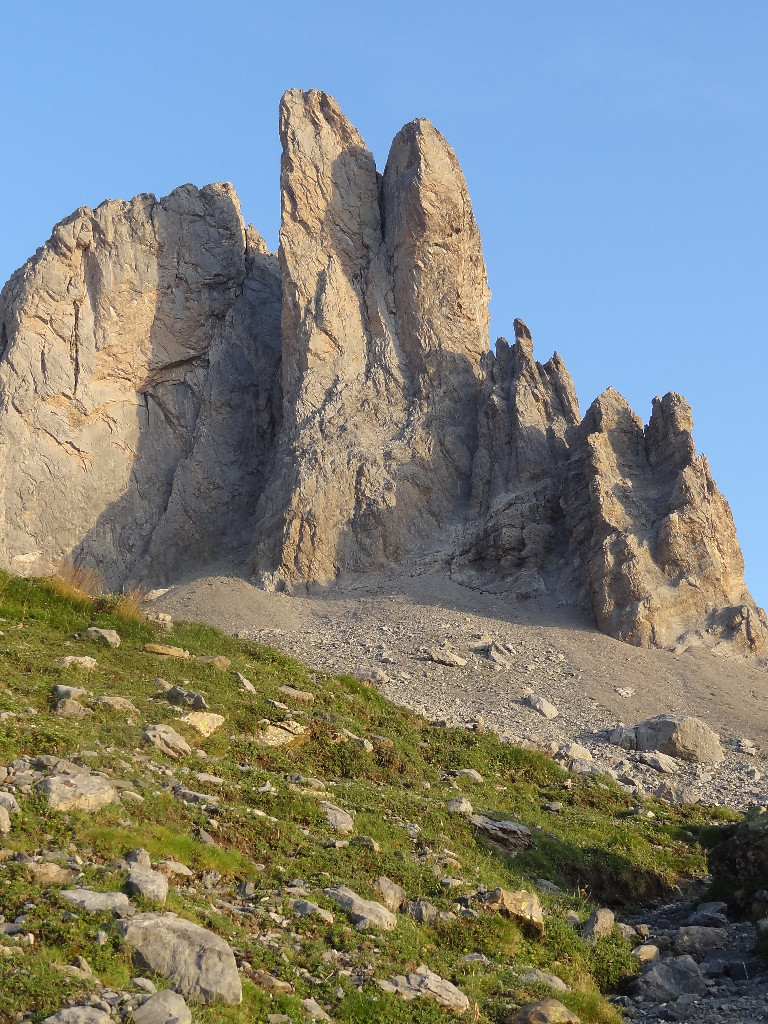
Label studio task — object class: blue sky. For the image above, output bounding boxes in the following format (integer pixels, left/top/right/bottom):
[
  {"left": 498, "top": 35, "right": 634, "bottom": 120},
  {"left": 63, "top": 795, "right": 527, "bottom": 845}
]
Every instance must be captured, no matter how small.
[{"left": 2, "top": 1, "right": 767, "bottom": 603}]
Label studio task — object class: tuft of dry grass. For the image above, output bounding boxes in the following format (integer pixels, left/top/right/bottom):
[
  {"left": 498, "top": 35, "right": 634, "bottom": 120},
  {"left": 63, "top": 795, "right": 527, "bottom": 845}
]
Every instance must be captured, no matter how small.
[
  {"left": 45, "top": 560, "right": 105, "bottom": 601},
  {"left": 92, "top": 582, "right": 149, "bottom": 622}
]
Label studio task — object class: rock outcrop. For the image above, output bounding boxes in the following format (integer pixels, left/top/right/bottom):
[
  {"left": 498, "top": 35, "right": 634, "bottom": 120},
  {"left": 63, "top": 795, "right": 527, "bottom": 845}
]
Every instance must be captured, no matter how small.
[
  {"left": 0, "top": 183, "right": 281, "bottom": 590},
  {"left": 252, "top": 89, "right": 489, "bottom": 588},
  {"left": 0, "top": 88, "right": 764, "bottom": 655}
]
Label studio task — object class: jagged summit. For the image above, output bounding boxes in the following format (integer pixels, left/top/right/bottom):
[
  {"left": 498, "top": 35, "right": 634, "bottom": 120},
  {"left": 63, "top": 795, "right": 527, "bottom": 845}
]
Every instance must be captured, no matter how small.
[{"left": 0, "top": 88, "right": 764, "bottom": 655}]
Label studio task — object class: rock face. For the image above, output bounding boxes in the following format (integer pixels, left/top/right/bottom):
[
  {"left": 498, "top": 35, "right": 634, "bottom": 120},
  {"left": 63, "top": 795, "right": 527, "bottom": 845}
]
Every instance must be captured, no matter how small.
[
  {"left": 0, "top": 87, "right": 763, "bottom": 657},
  {"left": 252, "top": 89, "right": 489, "bottom": 589},
  {"left": 0, "top": 183, "right": 281, "bottom": 590}
]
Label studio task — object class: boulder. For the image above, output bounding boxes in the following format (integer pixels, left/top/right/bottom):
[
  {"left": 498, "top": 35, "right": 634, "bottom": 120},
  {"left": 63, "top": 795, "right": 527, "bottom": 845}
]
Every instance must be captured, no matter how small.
[
  {"left": 378, "top": 964, "right": 470, "bottom": 1011},
  {"left": 126, "top": 866, "right": 169, "bottom": 904},
  {"left": 708, "top": 805, "right": 768, "bottom": 910},
  {"left": 478, "top": 888, "right": 545, "bottom": 937},
  {"left": 60, "top": 888, "right": 131, "bottom": 915},
  {"left": 85, "top": 627, "right": 121, "bottom": 648},
  {"left": 324, "top": 885, "right": 397, "bottom": 931},
  {"left": 132, "top": 990, "right": 191, "bottom": 1024},
  {"left": 43, "top": 1011, "right": 113, "bottom": 1024},
  {"left": 634, "top": 714, "right": 724, "bottom": 762},
  {"left": 117, "top": 912, "right": 242, "bottom": 1004},
  {"left": 581, "top": 908, "right": 614, "bottom": 942},
  {"left": 469, "top": 814, "right": 532, "bottom": 851},
  {"left": 143, "top": 724, "right": 192, "bottom": 759},
  {"left": 374, "top": 876, "right": 406, "bottom": 911},
  {"left": 632, "top": 954, "right": 706, "bottom": 1002},
  {"left": 505, "top": 1000, "right": 580, "bottom": 1024},
  {"left": 40, "top": 774, "right": 116, "bottom": 812}
]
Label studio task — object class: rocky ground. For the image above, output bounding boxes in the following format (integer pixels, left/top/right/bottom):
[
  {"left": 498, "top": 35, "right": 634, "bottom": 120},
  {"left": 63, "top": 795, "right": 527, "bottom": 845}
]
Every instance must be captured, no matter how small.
[
  {"left": 2, "top": 569, "right": 767, "bottom": 1024},
  {"left": 156, "top": 559, "right": 768, "bottom": 813}
]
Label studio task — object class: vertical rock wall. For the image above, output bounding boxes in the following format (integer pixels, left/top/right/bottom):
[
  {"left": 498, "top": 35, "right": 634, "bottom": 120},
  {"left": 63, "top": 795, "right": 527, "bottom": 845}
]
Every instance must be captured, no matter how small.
[
  {"left": 251, "top": 90, "right": 490, "bottom": 589},
  {"left": 0, "top": 184, "right": 281, "bottom": 589}
]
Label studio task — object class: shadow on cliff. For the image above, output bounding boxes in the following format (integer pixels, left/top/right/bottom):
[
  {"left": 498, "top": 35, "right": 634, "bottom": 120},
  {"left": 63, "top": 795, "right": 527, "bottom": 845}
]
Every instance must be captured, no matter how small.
[{"left": 69, "top": 190, "right": 282, "bottom": 592}]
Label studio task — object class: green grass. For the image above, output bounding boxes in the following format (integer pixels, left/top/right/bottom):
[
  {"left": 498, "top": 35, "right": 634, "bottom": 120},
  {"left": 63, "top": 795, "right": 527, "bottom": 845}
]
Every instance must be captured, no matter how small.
[{"left": 0, "top": 570, "right": 742, "bottom": 1023}]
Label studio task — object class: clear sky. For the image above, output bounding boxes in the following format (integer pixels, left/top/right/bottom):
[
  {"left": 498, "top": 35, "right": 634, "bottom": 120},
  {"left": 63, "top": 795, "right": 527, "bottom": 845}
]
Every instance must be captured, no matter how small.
[{"left": 1, "top": 1, "right": 766, "bottom": 604}]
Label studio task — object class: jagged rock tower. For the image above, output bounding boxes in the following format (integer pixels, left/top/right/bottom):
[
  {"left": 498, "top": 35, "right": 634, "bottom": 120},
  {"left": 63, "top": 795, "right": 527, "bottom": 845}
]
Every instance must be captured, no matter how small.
[{"left": 0, "top": 89, "right": 764, "bottom": 655}]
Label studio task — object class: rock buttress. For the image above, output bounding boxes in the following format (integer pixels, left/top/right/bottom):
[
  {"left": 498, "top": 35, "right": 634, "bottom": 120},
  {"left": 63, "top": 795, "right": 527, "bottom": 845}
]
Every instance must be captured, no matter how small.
[{"left": 0, "top": 183, "right": 281, "bottom": 588}]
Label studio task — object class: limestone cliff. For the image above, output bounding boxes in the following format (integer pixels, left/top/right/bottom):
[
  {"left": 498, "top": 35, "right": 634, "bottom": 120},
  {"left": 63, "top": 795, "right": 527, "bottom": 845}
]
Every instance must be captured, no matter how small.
[
  {"left": 0, "top": 184, "right": 281, "bottom": 590},
  {"left": 252, "top": 90, "right": 489, "bottom": 588},
  {"left": 0, "top": 88, "right": 763, "bottom": 655}
]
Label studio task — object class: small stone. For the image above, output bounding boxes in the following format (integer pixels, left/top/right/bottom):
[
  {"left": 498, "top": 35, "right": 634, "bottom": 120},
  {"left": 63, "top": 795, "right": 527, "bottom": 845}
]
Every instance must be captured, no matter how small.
[
  {"left": 321, "top": 801, "right": 354, "bottom": 833},
  {"left": 524, "top": 694, "right": 559, "bottom": 719},
  {"left": 279, "top": 684, "right": 315, "bottom": 704},
  {"left": 85, "top": 627, "right": 121, "bottom": 648},
  {"left": 145, "top": 643, "right": 190, "bottom": 659},
  {"left": 0, "top": 806, "right": 10, "bottom": 834},
  {"left": 59, "top": 656, "right": 97, "bottom": 670},
  {"left": 302, "top": 997, "right": 332, "bottom": 1021},
  {"left": 447, "top": 797, "right": 473, "bottom": 814}
]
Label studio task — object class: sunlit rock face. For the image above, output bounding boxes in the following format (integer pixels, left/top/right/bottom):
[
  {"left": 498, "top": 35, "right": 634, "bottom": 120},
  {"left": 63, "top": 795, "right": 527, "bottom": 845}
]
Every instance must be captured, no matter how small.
[{"left": 0, "top": 88, "right": 763, "bottom": 655}]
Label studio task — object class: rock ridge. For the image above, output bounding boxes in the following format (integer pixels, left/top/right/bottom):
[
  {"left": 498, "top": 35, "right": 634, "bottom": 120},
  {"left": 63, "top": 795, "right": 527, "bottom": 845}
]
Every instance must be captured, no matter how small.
[{"left": 0, "top": 88, "right": 764, "bottom": 656}]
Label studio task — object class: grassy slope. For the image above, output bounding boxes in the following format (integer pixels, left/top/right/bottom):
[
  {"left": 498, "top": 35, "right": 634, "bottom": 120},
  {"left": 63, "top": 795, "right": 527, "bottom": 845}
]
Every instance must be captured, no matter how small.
[{"left": 0, "top": 572, "right": 739, "bottom": 1024}]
